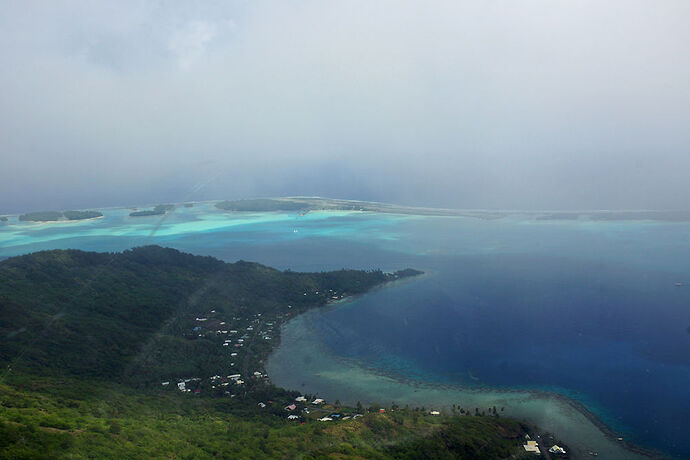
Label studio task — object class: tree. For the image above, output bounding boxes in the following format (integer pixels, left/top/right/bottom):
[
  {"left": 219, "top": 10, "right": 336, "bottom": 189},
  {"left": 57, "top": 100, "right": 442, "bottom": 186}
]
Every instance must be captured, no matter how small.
[{"left": 108, "top": 420, "right": 121, "bottom": 435}]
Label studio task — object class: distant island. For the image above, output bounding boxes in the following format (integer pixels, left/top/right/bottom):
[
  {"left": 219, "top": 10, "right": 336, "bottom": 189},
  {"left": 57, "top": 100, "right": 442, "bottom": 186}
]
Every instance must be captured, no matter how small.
[
  {"left": 215, "top": 197, "right": 690, "bottom": 222},
  {"left": 129, "top": 204, "right": 175, "bottom": 217},
  {"left": 18, "top": 210, "right": 103, "bottom": 222},
  {"left": 11, "top": 198, "right": 689, "bottom": 224},
  {"left": 0, "top": 216, "right": 7, "bottom": 222},
  {"left": 214, "top": 197, "right": 453, "bottom": 215},
  {"left": 63, "top": 210, "right": 103, "bottom": 220},
  {"left": 216, "top": 198, "right": 307, "bottom": 212}
]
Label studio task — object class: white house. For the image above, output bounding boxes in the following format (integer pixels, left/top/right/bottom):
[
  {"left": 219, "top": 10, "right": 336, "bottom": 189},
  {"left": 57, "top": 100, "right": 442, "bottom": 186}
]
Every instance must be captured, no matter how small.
[{"left": 523, "top": 440, "right": 540, "bottom": 454}]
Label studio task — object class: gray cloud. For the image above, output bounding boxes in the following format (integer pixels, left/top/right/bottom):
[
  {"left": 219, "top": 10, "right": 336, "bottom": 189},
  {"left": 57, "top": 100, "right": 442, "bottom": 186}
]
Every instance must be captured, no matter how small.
[{"left": 1, "top": 0, "right": 689, "bottom": 212}]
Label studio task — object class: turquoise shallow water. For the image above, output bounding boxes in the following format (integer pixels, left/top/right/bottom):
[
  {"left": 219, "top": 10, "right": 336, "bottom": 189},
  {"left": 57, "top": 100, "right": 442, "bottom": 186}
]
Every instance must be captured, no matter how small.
[
  {"left": 2, "top": 204, "right": 689, "bottom": 458},
  {"left": 0, "top": 204, "right": 412, "bottom": 268}
]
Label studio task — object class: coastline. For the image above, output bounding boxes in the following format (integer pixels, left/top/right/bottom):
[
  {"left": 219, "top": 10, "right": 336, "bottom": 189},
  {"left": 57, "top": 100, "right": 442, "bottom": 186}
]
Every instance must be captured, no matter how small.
[
  {"left": 266, "top": 292, "right": 669, "bottom": 460},
  {"left": 8, "top": 215, "right": 105, "bottom": 225},
  {"left": 560, "top": 395, "right": 665, "bottom": 459},
  {"left": 7, "top": 197, "right": 690, "bottom": 224}
]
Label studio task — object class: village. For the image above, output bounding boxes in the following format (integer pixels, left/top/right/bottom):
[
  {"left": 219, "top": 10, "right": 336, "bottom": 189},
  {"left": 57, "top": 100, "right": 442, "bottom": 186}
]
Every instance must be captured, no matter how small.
[
  {"left": 151, "top": 295, "right": 569, "bottom": 458},
  {"left": 135, "top": 265, "right": 569, "bottom": 458},
  {"left": 154, "top": 285, "right": 382, "bottom": 424}
]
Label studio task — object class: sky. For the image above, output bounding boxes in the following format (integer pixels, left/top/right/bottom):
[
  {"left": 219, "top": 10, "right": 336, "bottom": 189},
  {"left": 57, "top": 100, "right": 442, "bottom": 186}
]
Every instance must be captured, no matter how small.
[{"left": 1, "top": 0, "right": 689, "bottom": 213}]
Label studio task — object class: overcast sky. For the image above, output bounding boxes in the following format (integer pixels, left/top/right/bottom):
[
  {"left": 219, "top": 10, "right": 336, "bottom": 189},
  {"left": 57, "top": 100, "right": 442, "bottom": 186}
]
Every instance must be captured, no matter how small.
[{"left": 1, "top": 0, "right": 689, "bottom": 213}]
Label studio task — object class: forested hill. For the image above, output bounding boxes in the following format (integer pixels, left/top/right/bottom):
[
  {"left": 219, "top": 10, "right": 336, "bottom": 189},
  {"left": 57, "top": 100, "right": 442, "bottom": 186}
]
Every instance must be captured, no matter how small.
[
  {"left": 0, "top": 248, "right": 542, "bottom": 460},
  {"left": 0, "top": 246, "right": 418, "bottom": 381}
]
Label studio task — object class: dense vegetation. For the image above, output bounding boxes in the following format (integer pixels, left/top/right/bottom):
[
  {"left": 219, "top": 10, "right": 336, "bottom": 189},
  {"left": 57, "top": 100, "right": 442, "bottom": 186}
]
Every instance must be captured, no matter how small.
[
  {"left": 129, "top": 210, "right": 163, "bottom": 217},
  {"left": 63, "top": 210, "right": 103, "bottom": 220},
  {"left": 216, "top": 199, "right": 307, "bottom": 212},
  {"left": 0, "top": 246, "right": 409, "bottom": 381},
  {"left": 0, "top": 374, "right": 532, "bottom": 459},
  {"left": 17, "top": 211, "right": 102, "bottom": 222},
  {"left": 129, "top": 204, "right": 175, "bottom": 217},
  {"left": 0, "top": 247, "right": 535, "bottom": 458},
  {"left": 18, "top": 211, "right": 63, "bottom": 222}
]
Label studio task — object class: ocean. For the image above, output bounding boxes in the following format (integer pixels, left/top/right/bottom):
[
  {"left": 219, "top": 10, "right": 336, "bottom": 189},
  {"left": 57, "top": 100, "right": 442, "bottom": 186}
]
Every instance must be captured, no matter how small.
[{"left": 1, "top": 203, "right": 689, "bottom": 458}]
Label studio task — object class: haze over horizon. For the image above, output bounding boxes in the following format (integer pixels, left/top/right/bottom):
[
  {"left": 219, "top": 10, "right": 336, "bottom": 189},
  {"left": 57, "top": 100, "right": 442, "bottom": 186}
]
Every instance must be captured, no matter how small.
[{"left": 2, "top": 1, "right": 690, "bottom": 214}]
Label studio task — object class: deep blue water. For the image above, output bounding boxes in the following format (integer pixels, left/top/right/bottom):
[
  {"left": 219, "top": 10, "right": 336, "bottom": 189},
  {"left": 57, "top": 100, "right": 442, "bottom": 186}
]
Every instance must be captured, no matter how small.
[
  {"left": 2, "top": 207, "right": 690, "bottom": 456},
  {"left": 313, "top": 254, "right": 690, "bottom": 457}
]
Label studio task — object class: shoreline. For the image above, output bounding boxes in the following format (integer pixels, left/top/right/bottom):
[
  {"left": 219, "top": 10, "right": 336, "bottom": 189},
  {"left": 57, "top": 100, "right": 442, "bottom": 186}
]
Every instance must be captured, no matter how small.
[
  {"left": 12, "top": 215, "right": 105, "bottom": 225},
  {"left": 365, "top": 363, "right": 665, "bottom": 458},
  {"left": 266, "top": 292, "right": 670, "bottom": 460},
  {"left": 5, "top": 197, "right": 690, "bottom": 223}
]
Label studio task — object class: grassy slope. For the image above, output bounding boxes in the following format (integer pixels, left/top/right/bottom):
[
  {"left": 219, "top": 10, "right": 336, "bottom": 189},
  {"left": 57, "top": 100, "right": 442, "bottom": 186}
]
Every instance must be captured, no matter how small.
[{"left": 0, "top": 375, "right": 531, "bottom": 459}]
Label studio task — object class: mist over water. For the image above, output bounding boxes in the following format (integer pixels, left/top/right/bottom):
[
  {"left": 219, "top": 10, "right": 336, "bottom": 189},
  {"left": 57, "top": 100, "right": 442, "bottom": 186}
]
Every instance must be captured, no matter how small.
[{"left": 2, "top": 1, "right": 690, "bottom": 212}]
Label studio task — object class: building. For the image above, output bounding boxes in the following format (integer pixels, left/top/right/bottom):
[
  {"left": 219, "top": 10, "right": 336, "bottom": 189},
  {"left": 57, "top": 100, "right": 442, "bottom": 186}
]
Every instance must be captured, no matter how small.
[
  {"left": 549, "top": 445, "right": 567, "bottom": 454},
  {"left": 523, "top": 440, "right": 540, "bottom": 454}
]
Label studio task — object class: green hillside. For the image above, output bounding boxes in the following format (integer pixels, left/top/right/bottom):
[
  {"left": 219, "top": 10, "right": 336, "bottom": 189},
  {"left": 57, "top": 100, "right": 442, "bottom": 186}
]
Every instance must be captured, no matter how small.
[{"left": 0, "top": 247, "right": 536, "bottom": 459}]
